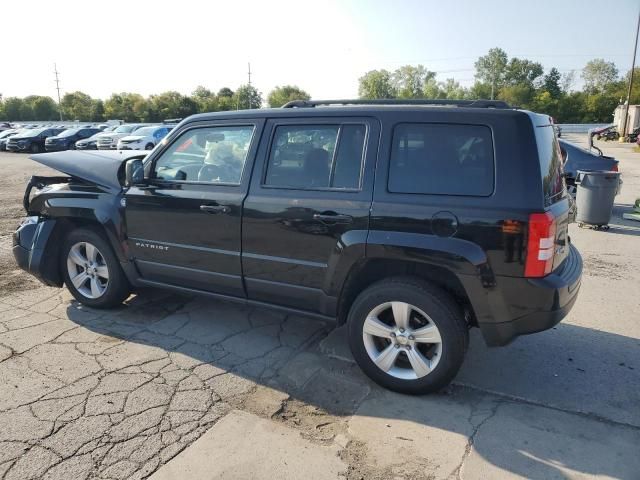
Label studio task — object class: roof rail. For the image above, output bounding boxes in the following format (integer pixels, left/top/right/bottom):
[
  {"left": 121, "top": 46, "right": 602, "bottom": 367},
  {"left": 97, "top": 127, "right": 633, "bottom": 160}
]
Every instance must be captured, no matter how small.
[{"left": 281, "top": 99, "right": 512, "bottom": 109}]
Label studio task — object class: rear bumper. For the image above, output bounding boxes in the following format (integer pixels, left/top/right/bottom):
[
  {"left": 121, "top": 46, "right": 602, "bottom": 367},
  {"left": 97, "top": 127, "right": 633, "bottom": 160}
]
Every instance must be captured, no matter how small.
[{"left": 478, "top": 244, "right": 582, "bottom": 346}]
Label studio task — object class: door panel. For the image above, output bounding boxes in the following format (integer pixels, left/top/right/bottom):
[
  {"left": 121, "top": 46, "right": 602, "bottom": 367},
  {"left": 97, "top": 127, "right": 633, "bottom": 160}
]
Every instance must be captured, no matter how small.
[
  {"left": 125, "top": 120, "right": 263, "bottom": 296},
  {"left": 242, "top": 117, "right": 379, "bottom": 314}
]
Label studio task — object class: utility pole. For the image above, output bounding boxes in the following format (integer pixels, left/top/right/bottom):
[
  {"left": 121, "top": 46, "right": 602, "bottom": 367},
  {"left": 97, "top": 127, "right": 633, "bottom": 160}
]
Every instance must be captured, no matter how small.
[
  {"left": 621, "top": 9, "right": 640, "bottom": 141},
  {"left": 54, "top": 63, "right": 63, "bottom": 121},
  {"left": 247, "top": 62, "right": 252, "bottom": 109}
]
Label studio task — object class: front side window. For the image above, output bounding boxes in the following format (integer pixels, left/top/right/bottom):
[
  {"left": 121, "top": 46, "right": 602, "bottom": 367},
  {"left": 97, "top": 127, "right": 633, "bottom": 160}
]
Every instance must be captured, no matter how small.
[
  {"left": 389, "top": 123, "right": 494, "bottom": 196},
  {"left": 265, "top": 124, "right": 366, "bottom": 189},
  {"left": 152, "top": 125, "right": 254, "bottom": 185}
]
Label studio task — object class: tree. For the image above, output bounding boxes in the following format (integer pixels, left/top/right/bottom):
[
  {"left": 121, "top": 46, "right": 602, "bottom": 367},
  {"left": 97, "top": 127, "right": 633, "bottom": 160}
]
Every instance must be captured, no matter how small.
[
  {"left": 267, "top": 85, "right": 311, "bottom": 107},
  {"left": 149, "top": 91, "right": 198, "bottom": 121},
  {"left": 440, "top": 78, "right": 467, "bottom": 99},
  {"left": 60, "top": 91, "right": 94, "bottom": 121},
  {"left": 191, "top": 86, "right": 219, "bottom": 113},
  {"left": 582, "top": 59, "right": 619, "bottom": 93},
  {"left": 104, "top": 93, "right": 148, "bottom": 122},
  {"left": 392, "top": 65, "right": 432, "bottom": 98},
  {"left": 234, "top": 85, "right": 262, "bottom": 109},
  {"left": 217, "top": 87, "right": 234, "bottom": 98},
  {"left": 504, "top": 58, "right": 543, "bottom": 87},
  {"left": 560, "top": 70, "right": 576, "bottom": 93},
  {"left": 474, "top": 48, "right": 509, "bottom": 99},
  {"left": 543, "top": 68, "right": 562, "bottom": 99},
  {"left": 31, "top": 96, "right": 59, "bottom": 120},
  {"left": 498, "top": 84, "right": 534, "bottom": 107},
  {"left": 2, "top": 97, "right": 22, "bottom": 121},
  {"left": 423, "top": 76, "right": 443, "bottom": 99},
  {"left": 90, "top": 99, "right": 105, "bottom": 122},
  {"left": 358, "top": 70, "right": 396, "bottom": 99}
]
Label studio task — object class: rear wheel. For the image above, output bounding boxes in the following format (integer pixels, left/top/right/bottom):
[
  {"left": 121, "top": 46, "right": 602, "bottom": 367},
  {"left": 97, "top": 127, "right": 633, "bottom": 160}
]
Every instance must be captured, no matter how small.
[
  {"left": 347, "top": 277, "right": 468, "bottom": 394},
  {"left": 61, "top": 228, "right": 130, "bottom": 308}
]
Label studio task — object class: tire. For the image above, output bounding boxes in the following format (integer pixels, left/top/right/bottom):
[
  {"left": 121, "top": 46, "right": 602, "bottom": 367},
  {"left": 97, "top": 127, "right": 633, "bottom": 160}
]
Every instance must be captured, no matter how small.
[
  {"left": 347, "top": 276, "right": 468, "bottom": 394},
  {"left": 30, "top": 143, "right": 40, "bottom": 153},
  {"left": 145, "top": 143, "right": 154, "bottom": 150},
  {"left": 61, "top": 228, "right": 131, "bottom": 308}
]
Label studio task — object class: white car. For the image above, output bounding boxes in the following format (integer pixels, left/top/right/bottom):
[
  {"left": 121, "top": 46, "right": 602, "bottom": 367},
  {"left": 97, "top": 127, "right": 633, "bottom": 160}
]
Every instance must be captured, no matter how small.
[
  {"left": 117, "top": 126, "right": 173, "bottom": 151},
  {"left": 97, "top": 124, "right": 148, "bottom": 150}
]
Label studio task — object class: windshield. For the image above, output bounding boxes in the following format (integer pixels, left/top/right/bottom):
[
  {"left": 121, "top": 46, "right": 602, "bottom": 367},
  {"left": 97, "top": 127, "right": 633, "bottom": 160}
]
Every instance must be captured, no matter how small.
[
  {"left": 18, "top": 128, "right": 47, "bottom": 138},
  {"left": 58, "top": 129, "right": 80, "bottom": 137},
  {"left": 114, "top": 125, "right": 137, "bottom": 134},
  {"left": 129, "top": 127, "right": 156, "bottom": 137},
  {"left": 0, "top": 130, "right": 17, "bottom": 139}
]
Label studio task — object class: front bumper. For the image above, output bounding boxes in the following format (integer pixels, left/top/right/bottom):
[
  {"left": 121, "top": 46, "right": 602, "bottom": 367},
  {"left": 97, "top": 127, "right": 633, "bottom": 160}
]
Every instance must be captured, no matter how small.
[
  {"left": 6, "top": 143, "right": 28, "bottom": 151},
  {"left": 45, "top": 144, "right": 68, "bottom": 152},
  {"left": 478, "top": 244, "right": 583, "bottom": 346},
  {"left": 12, "top": 218, "right": 63, "bottom": 287}
]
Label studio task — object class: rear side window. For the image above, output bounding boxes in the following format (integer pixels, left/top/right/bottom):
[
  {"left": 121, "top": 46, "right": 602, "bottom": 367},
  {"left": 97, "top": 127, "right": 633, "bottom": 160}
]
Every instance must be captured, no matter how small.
[
  {"left": 265, "top": 124, "right": 366, "bottom": 190},
  {"left": 535, "top": 125, "right": 566, "bottom": 206},
  {"left": 389, "top": 123, "right": 494, "bottom": 196}
]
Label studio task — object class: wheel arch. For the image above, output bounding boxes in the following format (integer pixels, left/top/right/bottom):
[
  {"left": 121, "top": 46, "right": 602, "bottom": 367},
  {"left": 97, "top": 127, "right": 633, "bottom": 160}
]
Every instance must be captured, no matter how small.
[{"left": 337, "top": 257, "right": 479, "bottom": 327}]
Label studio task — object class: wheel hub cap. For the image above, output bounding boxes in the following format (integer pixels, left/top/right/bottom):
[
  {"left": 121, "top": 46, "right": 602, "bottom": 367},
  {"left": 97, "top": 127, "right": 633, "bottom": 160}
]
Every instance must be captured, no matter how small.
[
  {"left": 66, "top": 242, "right": 109, "bottom": 299},
  {"left": 362, "top": 301, "right": 443, "bottom": 380}
]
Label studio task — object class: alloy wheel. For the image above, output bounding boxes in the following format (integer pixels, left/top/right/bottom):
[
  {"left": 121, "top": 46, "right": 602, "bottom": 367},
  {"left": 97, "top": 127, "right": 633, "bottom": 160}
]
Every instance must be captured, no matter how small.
[
  {"left": 66, "top": 241, "right": 109, "bottom": 299},
  {"left": 362, "top": 301, "right": 442, "bottom": 380}
]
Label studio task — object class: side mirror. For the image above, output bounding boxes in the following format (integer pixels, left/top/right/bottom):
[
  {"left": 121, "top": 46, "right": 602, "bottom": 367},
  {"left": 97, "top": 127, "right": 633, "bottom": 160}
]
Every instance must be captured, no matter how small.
[{"left": 125, "top": 158, "right": 145, "bottom": 187}]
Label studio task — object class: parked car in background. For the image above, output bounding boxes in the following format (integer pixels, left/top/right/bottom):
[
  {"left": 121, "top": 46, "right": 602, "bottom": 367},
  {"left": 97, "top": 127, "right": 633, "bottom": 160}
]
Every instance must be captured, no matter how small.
[
  {"left": 75, "top": 126, "right": 115, "bottom": 150},
  {"left": 45, "top": 127, "right": 103, "bottom": 152},
  {"left": 559, "top": 139, "right": 619, "bottom": 191},
  {"left": 117, "top": 125, "right": 173, "bottom": 150},
  {"left": 0, "top": 129, "right": 21, "bottom": 151},
  {"left": 6, "top": 127, "right": 65, "bottom": 153},
  {"left": 0, "top": 122, "right": 12, "bottom": 132},
  {"left": 97, "top": 124, "right": 148, "bottom": 150}
]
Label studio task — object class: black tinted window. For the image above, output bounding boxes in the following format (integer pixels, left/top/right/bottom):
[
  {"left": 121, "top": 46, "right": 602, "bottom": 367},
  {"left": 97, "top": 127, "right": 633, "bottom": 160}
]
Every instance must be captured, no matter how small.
[
  {"left": 265, "top": 124, "right": 365, "bottom": 190},
  {"left": 535, "top": 125, "right": 566, "bottom": 206},
  {"left": 389, "top": 123, "right": 494, "bottom": 196}
]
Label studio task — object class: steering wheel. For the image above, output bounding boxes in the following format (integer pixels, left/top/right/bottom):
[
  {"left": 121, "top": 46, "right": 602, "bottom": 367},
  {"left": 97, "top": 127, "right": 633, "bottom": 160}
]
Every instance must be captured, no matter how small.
[{"left": 198, "top": 164, "right": 223, "bottom": 182}]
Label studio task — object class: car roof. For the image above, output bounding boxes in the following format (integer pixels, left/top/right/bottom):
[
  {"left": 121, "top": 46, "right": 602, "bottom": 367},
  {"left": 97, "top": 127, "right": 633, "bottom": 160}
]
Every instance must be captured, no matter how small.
[{"left": 183, "top": 103, "right": 541, "bottom": 125}]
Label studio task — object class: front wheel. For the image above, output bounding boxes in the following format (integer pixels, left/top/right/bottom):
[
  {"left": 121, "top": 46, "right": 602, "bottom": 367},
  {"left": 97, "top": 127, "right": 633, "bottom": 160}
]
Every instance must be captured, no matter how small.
[
  {"left": 30, "top": 143, "right": 41, "bottom": 153},
  {"left": 61, "top": 228, "right": 131, "bottom": 308},
  {"left": 347, "top": 277, "right": 468, "bottom": 394}
]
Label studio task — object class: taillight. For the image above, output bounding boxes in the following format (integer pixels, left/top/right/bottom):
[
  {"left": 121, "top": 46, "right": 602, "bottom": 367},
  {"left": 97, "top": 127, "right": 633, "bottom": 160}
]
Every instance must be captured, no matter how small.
[
  {"left": 525, "top": 212, "right": 557, "bottom": 278},
  {"left": 611, "top": 163, "right": 619, "bottom": 172}
]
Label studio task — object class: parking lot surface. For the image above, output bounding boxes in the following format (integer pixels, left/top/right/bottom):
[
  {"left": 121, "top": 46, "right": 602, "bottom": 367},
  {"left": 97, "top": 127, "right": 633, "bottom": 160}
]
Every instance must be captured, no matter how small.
[{"left": 0, "top": 135, "right": 639, "bottom": 479}]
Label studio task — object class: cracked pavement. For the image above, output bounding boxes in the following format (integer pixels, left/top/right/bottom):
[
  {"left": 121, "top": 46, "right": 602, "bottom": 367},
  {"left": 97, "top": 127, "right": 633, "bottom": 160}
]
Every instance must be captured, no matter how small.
[{"left": 0, "top": 136, "right": 640, "bottom": 480}]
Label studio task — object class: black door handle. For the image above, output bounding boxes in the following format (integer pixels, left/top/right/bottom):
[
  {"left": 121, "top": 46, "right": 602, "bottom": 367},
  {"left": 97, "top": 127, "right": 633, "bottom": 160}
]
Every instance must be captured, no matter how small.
[
  {"left": 313, "top": 213, "right": 353, "bottom": 224},
  {"left": 200, "top": 204, "right": 231, "bottom": 214}
]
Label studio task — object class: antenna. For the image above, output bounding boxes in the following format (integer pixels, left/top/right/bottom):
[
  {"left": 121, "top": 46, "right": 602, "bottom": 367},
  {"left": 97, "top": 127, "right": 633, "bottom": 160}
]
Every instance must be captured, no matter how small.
[{"left": 54, "top": 63, "right": 63, "bottom": 121}]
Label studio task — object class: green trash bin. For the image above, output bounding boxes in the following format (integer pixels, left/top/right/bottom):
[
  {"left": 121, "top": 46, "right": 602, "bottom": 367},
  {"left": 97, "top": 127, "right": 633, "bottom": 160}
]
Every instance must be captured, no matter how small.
[{"left": 575, "top": 170, "right": 620, "bottom": 229}]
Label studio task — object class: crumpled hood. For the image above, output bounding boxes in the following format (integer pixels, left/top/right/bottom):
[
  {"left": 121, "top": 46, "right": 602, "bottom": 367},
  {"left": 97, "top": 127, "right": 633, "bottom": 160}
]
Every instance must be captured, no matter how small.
[{"left": 30, "top": 150, "right": 148, "bottom": 193}]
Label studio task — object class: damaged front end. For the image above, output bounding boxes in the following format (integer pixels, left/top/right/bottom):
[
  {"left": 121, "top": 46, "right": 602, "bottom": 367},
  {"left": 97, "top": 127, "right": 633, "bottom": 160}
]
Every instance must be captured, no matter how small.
[{"left": 14, "top": 150, "right": 147, "bottom": 287}]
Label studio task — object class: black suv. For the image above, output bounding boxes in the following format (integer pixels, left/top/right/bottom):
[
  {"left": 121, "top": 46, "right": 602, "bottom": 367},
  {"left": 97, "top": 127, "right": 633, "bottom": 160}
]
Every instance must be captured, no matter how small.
[
  {"left": 45, "top": 127, "right": 103, "bottom": 152},
  {"left": 13, "top": 99, "right": 582, "bottom": 394},
  {"left": 6, "top": 127, "right": 66, "bottom": 153}
]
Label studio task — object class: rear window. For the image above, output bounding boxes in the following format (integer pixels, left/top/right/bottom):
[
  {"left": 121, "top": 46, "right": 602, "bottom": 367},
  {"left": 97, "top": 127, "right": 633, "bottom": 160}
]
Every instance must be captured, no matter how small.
[
  {"left": 389, "top": 123, "right": 494, "bottom": 196},
  {"left": 535, "top": 125, "right": 566, "bottom": 206}
]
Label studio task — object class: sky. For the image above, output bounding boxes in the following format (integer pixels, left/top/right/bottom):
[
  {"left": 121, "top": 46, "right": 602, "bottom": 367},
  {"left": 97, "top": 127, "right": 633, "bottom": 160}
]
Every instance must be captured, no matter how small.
[{"left": 1, "top": 0, "right": 638, "bottom": 101}]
